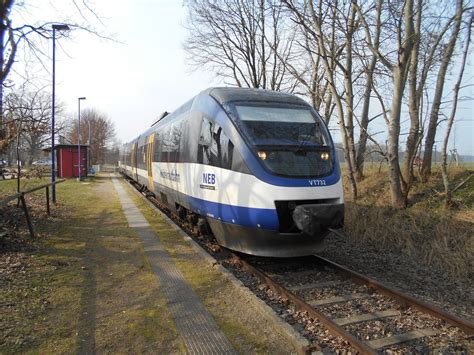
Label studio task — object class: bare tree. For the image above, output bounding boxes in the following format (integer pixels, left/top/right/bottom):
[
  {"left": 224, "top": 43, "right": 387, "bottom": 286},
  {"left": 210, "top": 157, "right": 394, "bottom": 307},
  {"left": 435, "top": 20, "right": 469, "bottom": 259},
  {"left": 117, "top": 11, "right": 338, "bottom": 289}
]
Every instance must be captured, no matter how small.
[
  {"left": 354, "top": 1, "right": 381, "bottom": 182},
  {"left": 0, "top": 0, "right": 18, "bottom": 148},
  {"left": 184, "top": 0, "right": 297, "bottom": 91},
  {"left": 67, "top": 108, "right": 116, "bottom": 165},
  {"left": 356, "top": 0, "right": 416, "bottom": 208},
  {"left": 0, "top": 1, "right": 108, "bottom": 152},
  {"left": 441, "top": 8, "right": 472, "bottom": 208},
  {"left": 421, "top": 0, "right": 465, "bottom": 181},
  {"left": 4, "top": 89, "right": 57, "bottom": 165},
  {"left": 400, "top": 1, "right": 466, "bottom": 197},
  {"left": 274, "top": 6, "right": 334, "bottom": 121}
]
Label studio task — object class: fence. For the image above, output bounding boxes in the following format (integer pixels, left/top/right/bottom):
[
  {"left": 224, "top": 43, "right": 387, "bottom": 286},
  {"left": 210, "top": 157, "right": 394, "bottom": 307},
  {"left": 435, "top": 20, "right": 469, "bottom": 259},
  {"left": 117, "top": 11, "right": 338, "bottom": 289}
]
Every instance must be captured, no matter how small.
[{"left": 0, "top": 179, "right": 66, "bottom": 238}]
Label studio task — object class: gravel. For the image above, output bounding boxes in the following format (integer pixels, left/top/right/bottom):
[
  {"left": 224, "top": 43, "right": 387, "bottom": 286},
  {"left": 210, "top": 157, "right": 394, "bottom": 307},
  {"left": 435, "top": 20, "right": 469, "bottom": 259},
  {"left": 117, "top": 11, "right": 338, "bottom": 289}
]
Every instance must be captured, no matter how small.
[{"left": 319, "top": 231, "right": 474, "bottom": 323}]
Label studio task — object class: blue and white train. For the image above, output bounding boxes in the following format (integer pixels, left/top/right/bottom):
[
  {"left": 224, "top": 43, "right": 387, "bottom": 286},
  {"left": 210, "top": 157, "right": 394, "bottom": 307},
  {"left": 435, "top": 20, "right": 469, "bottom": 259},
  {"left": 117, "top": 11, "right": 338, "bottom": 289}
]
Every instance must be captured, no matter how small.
[{"left": 119, "top": 87, "right": 344, "bottom": 257}]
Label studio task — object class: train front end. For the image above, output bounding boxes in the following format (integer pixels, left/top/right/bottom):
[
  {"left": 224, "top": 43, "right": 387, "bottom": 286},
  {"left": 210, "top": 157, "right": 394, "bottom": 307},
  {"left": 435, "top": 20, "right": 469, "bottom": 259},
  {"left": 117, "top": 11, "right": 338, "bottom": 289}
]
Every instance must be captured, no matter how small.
[{"left": 206, "top": 88, "right": 344, "bottom": 257}]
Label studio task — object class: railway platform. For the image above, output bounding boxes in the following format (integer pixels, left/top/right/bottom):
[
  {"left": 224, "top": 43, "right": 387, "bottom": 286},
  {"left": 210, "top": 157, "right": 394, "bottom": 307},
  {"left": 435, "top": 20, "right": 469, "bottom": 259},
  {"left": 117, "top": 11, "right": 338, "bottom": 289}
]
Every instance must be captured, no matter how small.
[
  {"left": 109, "top": 175, "right": 308, "bottom": 353},
  {"left": 112, "top": 177, "right": 235, "bottom": 354}
]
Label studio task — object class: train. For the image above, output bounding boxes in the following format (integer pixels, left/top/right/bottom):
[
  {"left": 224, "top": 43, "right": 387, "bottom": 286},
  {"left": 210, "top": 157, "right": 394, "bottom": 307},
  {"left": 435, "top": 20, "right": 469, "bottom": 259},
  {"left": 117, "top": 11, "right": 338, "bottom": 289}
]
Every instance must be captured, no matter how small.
[{"left": 119, "top": 87, "right": 344, "bottom": 257}]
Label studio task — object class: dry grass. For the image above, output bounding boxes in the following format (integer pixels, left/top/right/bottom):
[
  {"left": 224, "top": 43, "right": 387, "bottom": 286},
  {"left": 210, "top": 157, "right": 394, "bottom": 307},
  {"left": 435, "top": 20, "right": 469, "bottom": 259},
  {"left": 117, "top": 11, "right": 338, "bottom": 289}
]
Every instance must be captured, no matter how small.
[{"left": 343, "top": 164, "right": 473, "bottom": 279}]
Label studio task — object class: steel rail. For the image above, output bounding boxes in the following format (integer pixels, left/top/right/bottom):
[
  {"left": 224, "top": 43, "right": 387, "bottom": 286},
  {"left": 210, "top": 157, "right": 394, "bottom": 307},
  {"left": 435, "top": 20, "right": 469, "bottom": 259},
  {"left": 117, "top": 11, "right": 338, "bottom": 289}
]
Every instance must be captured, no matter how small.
[
  {"left": 313, "top": 254, "right": 474, "bottom": 335},
  {"left": 238, "top": 256, "right": 377, "bottom": 355}
]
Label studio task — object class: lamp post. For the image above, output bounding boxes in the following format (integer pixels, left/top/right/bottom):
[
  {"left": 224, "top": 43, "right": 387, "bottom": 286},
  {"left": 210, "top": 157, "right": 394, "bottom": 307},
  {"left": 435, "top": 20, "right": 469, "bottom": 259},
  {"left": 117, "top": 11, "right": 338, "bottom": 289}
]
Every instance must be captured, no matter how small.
[
  {"left": 77, "top": 97, "right": 86, "bottom": 181},
  {"left": 51, "top": 24, "right": 70, "bottom": 203}
]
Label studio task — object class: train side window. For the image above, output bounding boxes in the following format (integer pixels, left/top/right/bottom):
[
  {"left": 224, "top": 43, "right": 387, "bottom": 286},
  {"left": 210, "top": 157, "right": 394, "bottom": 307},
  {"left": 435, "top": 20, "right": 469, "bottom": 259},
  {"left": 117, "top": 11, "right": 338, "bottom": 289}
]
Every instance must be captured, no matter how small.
[
  {"left": 220, "top": 130, "right": 234, "bottom": 169},
  {"left": 170, "top": 121, "right": 183, "bottom": 162},
  {"left": 198, "top": 117, "right": 234, "bottom": 169},
  {"left": 162, "top": 125, "right": 172, "bottom": 162},
  {"left": 154, "top": 132, "right": 162, "bottom": 162},
  {"left": 199, "top": 118, "right": 212, "bottom": 146},
  {"left": 198, "top": 118, "right": 212, "bottom": 165}
]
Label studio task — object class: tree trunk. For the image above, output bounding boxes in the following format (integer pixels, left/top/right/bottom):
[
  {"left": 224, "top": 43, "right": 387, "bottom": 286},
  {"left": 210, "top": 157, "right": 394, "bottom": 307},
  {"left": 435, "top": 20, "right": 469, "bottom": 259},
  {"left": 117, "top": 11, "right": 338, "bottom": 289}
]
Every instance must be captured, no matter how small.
[
  {"left": 309, "top": 0, "right": 358, "bottom": 199},
  {"left": 388, "top": 67, "right": 407, "bottom": 209},
  {"left": 355, "top": 70, "right": 373, "bottom": 182},
  {"left": 387, "top": 0, "right": 415, "bottom": 208},
  {"left": 344, "top": 3, "right": 358, "bottom": 181},
  {"left": 402, "top": 0, "right": 422, "bottom": 197},
  {"left": 441, "top": 8, "right": 472, "bottom": 208},
  {"left": 0, "top": 0, "right": 15, "bottom": 142},
  {"left": 421, "top": 0, "right": 462, "bottom": 182},
  {"left": 355, "top": 5, "right": 380, "bottom": 182}
]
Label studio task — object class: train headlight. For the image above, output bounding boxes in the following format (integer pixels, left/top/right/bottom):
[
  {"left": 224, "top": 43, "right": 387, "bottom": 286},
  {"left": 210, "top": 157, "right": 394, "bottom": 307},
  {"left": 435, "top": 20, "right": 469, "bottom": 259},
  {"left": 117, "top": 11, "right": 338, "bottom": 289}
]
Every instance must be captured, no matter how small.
[
  {"left": 258, "top": 151, "right": 267, "bottom": 160},
  {"left": 320, "top": 152, "right": 330, "bottom": 161}
]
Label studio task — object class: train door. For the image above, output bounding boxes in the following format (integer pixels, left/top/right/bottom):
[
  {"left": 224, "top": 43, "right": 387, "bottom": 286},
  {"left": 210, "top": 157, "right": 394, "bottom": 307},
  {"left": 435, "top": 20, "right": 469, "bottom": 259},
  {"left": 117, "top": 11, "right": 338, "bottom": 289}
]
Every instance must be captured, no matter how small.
[
  {"left": 146, "top": 133, "right": 155, "bottom": 191},
  {"left": 131, "top": 143, "right": 137, "bottom": 180}
]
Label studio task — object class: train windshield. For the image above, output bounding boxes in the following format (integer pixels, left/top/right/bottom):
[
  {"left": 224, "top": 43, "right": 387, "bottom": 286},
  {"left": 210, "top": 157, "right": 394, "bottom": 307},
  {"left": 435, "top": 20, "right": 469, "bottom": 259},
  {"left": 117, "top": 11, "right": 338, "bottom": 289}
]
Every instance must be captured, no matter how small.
[{"left": 234, "top": 104, "right": 333, "bottom": 178}]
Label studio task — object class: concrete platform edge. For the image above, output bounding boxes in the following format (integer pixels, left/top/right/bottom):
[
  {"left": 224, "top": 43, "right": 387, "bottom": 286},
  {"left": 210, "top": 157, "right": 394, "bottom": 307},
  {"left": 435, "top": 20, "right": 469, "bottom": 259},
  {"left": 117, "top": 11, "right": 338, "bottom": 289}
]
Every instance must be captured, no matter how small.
[{"left": 120, "top": 177, "right": 311, "bottom": 354}]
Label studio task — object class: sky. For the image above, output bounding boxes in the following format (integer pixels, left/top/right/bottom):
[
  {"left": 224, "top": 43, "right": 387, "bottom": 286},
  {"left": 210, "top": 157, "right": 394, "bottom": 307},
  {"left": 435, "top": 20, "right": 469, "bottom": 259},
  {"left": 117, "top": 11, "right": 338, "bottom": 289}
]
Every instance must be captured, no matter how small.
[{"left": 9, "top": 0, "right": 474, "bottom": 156}]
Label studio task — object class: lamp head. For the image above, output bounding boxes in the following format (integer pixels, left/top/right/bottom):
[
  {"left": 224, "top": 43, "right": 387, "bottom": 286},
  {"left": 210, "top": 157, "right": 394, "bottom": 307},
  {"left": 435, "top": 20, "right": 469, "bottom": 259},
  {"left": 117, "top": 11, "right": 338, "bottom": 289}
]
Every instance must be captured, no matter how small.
[
  {"left": 52, "top": 24, "right": 70, "bottom": 31},
  {"left": 78, "top": 97, "right": 86, "bottom": 101}
]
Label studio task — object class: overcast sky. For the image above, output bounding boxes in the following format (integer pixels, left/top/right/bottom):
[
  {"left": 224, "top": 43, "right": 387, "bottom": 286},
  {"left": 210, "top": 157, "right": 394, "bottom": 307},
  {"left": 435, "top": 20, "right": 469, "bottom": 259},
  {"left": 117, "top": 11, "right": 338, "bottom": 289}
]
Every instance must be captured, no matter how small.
[{"left": 10, "top": 0, "right": 474, "bottom": 156}]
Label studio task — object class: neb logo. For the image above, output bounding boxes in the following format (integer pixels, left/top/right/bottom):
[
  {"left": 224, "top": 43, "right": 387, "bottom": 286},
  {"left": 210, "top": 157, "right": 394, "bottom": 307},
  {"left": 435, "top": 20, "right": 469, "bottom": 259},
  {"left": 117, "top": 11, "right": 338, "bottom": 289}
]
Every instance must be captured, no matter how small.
[{"left": 203, "top": 173, "right": 216, "bottom": 185}]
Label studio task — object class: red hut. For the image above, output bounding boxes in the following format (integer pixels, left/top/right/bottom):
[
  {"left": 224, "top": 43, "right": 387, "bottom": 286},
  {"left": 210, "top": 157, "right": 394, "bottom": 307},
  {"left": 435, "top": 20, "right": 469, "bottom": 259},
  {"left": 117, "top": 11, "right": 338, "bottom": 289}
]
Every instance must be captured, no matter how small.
[{"left": 51, "top": 144, "right": 89, "bottom": 178}]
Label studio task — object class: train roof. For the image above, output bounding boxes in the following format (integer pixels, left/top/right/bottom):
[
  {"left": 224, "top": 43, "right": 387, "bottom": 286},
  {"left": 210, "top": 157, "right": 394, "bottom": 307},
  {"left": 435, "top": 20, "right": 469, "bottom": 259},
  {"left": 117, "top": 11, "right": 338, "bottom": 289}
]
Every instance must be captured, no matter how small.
[{"left": 206, "top": 87, "right": 307, "bottom": 106}]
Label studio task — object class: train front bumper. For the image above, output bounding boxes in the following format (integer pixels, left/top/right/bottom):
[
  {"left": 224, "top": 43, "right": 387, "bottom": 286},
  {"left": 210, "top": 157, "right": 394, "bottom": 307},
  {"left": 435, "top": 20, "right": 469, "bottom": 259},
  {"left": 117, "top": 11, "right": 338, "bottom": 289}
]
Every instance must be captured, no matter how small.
[
  {"left": 292, "top": 203, "right": 344, "bottom": 236},
  {"left": 207, "top": 203, "right": 344, "bottom": 258}
]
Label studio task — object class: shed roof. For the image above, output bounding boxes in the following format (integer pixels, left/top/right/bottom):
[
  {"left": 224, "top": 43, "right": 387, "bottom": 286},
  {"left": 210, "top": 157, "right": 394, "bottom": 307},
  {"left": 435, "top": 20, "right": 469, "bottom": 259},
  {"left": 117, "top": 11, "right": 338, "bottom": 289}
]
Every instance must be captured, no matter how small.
[{"left": 43, "top": 144, "right": 89, "bottom": 152}]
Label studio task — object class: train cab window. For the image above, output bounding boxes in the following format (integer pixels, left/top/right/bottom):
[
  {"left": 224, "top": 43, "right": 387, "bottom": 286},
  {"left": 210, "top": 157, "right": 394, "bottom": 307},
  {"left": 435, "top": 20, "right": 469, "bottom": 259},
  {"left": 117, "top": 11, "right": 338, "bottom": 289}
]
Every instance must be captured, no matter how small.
[
  {"left": 233, "top": 104, "right": 333, "bottom": 177},
  {"left": 198, "top": 118, "right": 234, "bottom": 169}
]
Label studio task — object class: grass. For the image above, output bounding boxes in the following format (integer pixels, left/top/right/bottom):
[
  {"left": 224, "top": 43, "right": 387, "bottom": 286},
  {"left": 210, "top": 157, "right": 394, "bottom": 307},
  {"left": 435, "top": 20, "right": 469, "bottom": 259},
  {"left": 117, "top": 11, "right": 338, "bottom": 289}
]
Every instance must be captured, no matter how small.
[
  {"left": 342, "top": 164, "right": 473, "bottom": 279},
  {"left": 1, "top": 175, "right": 183, "bottom": 353},
  {"left": 0, "top": 177, "right": 51, "bottom": 197}
]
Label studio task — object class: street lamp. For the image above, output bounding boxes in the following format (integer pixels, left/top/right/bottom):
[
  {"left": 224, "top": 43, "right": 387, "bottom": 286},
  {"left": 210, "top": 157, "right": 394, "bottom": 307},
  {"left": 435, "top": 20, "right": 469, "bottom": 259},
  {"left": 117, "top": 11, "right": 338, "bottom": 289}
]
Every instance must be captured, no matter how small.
[
  {"left": 77, "top": 97, "right": 86, "bottom": 181},
  {"left": 51, "top": 24, "right": 70, "bottom": 203}
]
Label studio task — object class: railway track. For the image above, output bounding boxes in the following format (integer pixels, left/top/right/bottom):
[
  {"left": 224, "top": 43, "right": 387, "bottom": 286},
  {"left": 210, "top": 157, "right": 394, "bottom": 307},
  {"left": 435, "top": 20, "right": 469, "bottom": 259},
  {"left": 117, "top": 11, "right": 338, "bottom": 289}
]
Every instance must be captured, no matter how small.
[
  {"left": 238, "top": 254, "right": 474, "bottom": 353},
  {"left": 123, "top": 175, "right": 474, "bottom": 353}
]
